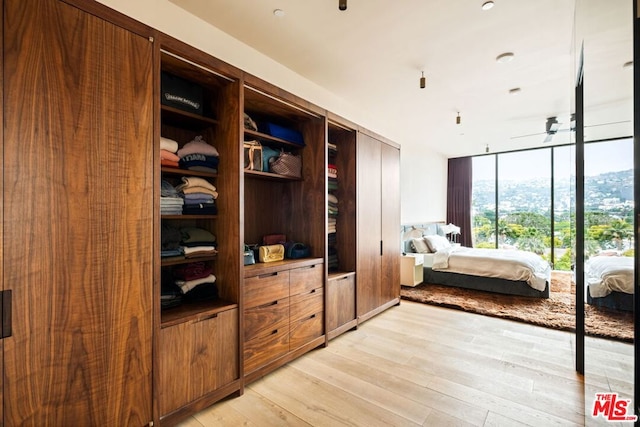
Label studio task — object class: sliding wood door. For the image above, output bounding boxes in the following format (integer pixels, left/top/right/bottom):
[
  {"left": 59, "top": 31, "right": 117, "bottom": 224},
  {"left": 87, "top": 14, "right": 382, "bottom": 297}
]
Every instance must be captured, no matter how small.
[{"left": 3, "top": 0, "right": 154, "bottom": 424}]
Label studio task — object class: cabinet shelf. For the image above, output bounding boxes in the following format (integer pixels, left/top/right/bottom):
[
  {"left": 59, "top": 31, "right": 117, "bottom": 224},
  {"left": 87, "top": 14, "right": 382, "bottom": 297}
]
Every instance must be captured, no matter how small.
[
  {"left": 243, "top": 169, "right": 301, "bottom": 181},
  {"left": 160, "top": 299, "right": 238, "bottom": 328},
  {"left": 161, "top": 255, "right": 217, "bottom": 267},
  {"left": 244, "top": 129, "right": 304, "bottom": 149},
  {"left": 161, "top": 166, "right": 217, "bottom": 179},
  {"left": 161, "top": 214, "right": 218, "bottom": 220},
  {"left": 328, "top": 271, "right": 355, "bottom": 281},
  {"left": 161, "top": 104, "right": 218, "bottom": 129}
]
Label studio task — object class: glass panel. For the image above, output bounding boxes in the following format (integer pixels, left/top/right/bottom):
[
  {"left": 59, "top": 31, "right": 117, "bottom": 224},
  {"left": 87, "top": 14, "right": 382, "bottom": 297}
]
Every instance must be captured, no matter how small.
[
  {"left": 471, "top": 154, "right": 496, "bottom": 248},
  {"left": 553, "top": 145, "right": 575, "bottom": 271},
  {"left": 496, "top": 149, "right": 551, "bottom": 258}
]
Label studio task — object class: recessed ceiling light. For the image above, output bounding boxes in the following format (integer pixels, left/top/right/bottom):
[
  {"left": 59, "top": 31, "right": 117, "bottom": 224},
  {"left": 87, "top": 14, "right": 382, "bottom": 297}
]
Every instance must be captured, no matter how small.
[
  {"left": 509, "top": 87, "right": 521, "bottom": 95},
  {"left": 496, "top": 52, "right": 514, "bottom": 63},
  {"left": 482, "top": 1, "right": 495, "bottom": 10},
  {"left": 623, "top": 60, "right": 633, "bottom": 69},
  {"left": 273, "top": 9, "right": 285, "bottom": 17}
]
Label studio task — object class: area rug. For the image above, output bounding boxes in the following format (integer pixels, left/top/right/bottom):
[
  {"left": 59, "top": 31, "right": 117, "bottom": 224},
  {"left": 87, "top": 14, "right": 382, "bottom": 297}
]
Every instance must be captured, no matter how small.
[{"left": 401, "top": 271, "right": 634, "bottom": 343}]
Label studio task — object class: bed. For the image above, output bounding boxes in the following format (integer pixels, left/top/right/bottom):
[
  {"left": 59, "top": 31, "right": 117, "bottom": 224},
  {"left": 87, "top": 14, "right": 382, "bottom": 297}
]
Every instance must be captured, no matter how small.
[
  {"left": 585, "top": 255, "right": 634, "bottom": 312},
  {"left": 402, "top": 223, "right": 551, "bottom": 298}
]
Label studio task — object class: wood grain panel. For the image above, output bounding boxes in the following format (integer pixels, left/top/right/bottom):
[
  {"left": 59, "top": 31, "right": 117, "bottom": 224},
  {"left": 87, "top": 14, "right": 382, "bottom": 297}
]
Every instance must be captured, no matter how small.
[
  {"left": 243, "top": 298, "right": 289, "bottom": 341},
  {"left": 356, "top": 133, "right": 382, "bottom": 318},
  {"left": 0, "top": 0, "right": 4, "bottom": 421},
  {"left": 326, "top": 274, "right": 356, "bottom": 332},
  {"left": 243, "top": 325, "right": 290, "bottom": 374},
  {"left": 289, "top": 289, "right": 323, "bottom": 323},
  {"left": 289, "top": 312, "right": 323, "bottom": 350},
  {"left": 216, "top": 309, "right": 239, "bottom": 386},
  {"left": 159, "top": 323, "right": 192, "bottom": 415},
  {"left": 380, "top": 143, "right": 401, "bottom": 304},
  {"left": 191, "top": 316, "right": 219, "bottom": 405},
  {"left": 244, "top": 271, "right": 289, "bottom": 308},
  {"left": 289, "top": 263, "right": 323, "bottom": 296},
  {"left": 3, "top": 0, "right": 153, "bottom": 424}
]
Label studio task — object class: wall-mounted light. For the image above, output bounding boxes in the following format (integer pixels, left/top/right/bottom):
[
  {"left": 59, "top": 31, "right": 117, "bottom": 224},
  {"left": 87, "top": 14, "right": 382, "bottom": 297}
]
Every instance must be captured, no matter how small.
[
  {"left": 420, "top": 71, "right": 426, "bottom": 89},
  {"left": 456, "top": 112, "right": 461, "bottom": 125},
  {"left": 339, "top": 0, "right": 347, "bottom": 10}
]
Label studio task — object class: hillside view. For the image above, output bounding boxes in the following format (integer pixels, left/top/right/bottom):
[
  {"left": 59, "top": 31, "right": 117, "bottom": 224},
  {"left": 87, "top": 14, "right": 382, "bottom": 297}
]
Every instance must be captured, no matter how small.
[{"left": 472, "top": 168, "right": 634, "bottom": 270}]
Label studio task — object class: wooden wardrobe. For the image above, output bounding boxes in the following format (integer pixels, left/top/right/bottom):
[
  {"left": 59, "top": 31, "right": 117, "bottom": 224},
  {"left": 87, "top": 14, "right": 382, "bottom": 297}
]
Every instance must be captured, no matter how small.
[
  {"left": 0, "top": 1, "right": 401, "bottom": 425},
  {"left": 2, "top": 0, "right": 155, "bottom": 424}
]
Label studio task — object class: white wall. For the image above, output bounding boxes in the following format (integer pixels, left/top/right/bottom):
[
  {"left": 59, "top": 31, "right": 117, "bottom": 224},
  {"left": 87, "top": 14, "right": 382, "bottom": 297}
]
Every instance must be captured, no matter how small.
[
  {"left": 97, "top": 0, "right": 447, "bottom": 223},
  {"left": 400, "top": 143, "right": 447, "bottom": 225}
]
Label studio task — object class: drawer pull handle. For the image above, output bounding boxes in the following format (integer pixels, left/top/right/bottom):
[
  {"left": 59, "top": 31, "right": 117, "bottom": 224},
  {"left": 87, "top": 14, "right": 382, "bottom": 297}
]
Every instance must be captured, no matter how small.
[
  {"left": 258, "top": 272, "right": 278, "bottom": 279},
  {"left": 197, "top": 313, "right": 218, "bottom": 322},
  {"left": 271, "top": 329, "right": 279, "bottom": 335},
  {"left": 337, "top": 276, "right": 349, "bottom": 281},
  {"left": 256, "top": 300, "right": 279, "bottom": 309},
  {"left": 309, "top": 314, "right": 316, "bottom": 319}
]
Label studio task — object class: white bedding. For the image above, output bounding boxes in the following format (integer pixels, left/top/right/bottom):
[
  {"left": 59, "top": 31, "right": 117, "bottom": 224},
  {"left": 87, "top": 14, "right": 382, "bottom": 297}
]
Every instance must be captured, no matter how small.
[
  {"left": 431, "top": 246, "right": 550, "bottom": 291},
  {"left": 585, "top": 256, "right": 634, "bottom": 298}
]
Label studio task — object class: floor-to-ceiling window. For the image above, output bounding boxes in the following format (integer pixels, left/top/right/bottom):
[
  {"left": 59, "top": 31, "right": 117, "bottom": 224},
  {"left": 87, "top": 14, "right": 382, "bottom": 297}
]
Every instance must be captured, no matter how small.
[
  {"left": 471, "top": 155, "right": 496, "bottom": 248},
  {"left": 470, "top": 140, "right": 631, "bottom": 271},
  {"left": 584, "top": 138, "right": 634, "bottom": 256},
  {"left": 497, "top": 149, "right": 552, "bottom": 257}
]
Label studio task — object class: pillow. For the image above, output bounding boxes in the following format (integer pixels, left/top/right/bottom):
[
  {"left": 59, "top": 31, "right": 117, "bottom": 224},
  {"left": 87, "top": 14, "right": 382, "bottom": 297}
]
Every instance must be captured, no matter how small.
[
  {"left": 424, "top": 234, "right": 451, "bottom": 252},
  {"left": 410, "top": 237, "right": 431, "bottom": 253}
]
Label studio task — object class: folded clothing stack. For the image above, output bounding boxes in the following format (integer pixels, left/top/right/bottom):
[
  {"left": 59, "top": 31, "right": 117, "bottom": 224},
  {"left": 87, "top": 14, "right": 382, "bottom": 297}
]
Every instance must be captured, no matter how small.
[
  {"left": 160, "top": 180, "right": 184, "bottom": 215},
  {"left": 180, "top": 226, "right": 217, "bottom": 258},
  {"left": 160, "top": 136, "right": 180, "bottom": 168},
  {"left": 177, "top": 135, "right": 220, "bottom": 173},
  {"left": 176, "top": 176, "right": 218, "bottom": 215}
]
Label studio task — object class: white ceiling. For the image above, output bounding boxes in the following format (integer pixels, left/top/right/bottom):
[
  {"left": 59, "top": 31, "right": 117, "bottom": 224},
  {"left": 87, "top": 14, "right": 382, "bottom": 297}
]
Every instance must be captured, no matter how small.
[{"left": 169, "top": 0, "right": 633, "bottom": 158}]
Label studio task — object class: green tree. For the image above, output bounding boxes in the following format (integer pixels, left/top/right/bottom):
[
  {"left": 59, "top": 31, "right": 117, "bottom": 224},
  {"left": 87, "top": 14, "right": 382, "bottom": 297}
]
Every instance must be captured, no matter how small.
[{"left": 602, "top": 219, "right": 633, "bottom": 251}]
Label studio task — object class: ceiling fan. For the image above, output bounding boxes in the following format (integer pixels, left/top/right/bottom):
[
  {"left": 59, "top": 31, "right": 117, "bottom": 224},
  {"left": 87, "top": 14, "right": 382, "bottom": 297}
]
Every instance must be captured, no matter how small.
[{"left": 511, "top": 115, "right": 574, "bottom": 143}]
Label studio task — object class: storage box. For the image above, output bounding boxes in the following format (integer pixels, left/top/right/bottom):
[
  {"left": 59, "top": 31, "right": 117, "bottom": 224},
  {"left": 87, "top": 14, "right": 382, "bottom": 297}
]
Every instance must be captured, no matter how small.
[
  {"left": 161, "top": 71, "right": 204, "bottom": 115},
  {"left": 260, "top": 122, "right": 304, "bottom": 145}
]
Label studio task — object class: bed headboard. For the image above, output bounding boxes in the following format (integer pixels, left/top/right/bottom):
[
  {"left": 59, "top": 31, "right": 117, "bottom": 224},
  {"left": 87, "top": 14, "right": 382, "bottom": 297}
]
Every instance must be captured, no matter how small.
[{"left": 401, "top": 222, "right": 445, "bottom": 254}]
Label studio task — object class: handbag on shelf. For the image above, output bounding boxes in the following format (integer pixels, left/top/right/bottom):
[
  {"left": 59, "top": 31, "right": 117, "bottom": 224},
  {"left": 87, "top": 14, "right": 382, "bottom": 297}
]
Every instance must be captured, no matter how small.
[
  {"left": 269, "top": 151, "right": 302, "bottom": 178},
  {"left": 262, "top": 234, "right": 286, "bottom": 245},
  {"left": 243, "top": 140, "right": 263, "bottom": 171},
  {"left": 243, "top": 245, "right": 256, "bottom": 265},
  {"left": 258, "top": 244, "right": 285, "bottom": 263},
  {"left": 285, "top": 242, "right": 311, "bottom": 259},
  {"left": 262, "top": 146, "right": 280, "bottom": 172}
]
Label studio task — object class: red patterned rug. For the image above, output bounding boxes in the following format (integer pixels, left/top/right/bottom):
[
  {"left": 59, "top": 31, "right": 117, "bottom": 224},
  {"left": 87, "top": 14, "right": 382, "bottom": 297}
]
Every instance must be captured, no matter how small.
[{"left": 401, "top": 271, "right": 633, "bottom": 342}]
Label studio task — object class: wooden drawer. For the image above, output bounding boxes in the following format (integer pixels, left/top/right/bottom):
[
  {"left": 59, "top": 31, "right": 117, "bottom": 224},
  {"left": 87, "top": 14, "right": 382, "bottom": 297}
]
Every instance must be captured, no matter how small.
[
  {"left": 244, "top": 270, "right": 290, "bottom": 308},
  {"left": 290, "top": 288, "right": 323, "bottom": 323},
  {"left": 289, "top": 263, "right": 323, "bottom": 296},
  {"left": 244, "top": 298, "right": 290, "bottom": 342},
  {"left": 327, "top": 274, "right": 355, "bottom": 331},
  {"left": 289, "top": 311, "right": 323, "bottom": 350},
  {"left": 244, "top": 324, "right": 290, "bottom": 374}
]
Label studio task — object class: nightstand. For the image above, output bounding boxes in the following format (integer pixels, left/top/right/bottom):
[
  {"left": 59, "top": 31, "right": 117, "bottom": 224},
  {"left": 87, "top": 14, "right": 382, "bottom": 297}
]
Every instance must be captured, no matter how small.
[{"left": 400, "top": 253, "right": 424, "bottom": 287}]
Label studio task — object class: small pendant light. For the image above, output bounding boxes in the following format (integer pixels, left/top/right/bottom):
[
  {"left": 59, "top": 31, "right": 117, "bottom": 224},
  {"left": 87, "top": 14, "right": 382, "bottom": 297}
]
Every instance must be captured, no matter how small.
[
  {"left": 456, "top": 112, "right": 461, "bottom": 125},
  {"left": 420, "top": 71, "right": 426, "bottom": 89}
]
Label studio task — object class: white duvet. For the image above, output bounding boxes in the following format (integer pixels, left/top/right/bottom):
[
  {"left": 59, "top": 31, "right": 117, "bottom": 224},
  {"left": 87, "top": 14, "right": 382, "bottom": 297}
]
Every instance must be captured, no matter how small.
[
  {"left": 431, "top": 246, "right": 551, "bottom": 291},
  {"left": 585, "top": 256, "right": 634, "bottom": 298}
]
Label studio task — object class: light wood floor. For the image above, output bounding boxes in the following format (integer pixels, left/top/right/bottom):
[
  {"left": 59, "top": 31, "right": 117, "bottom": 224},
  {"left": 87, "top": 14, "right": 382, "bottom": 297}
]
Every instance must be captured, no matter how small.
[{"left": 178, "top": 301, "right": 633, "bottom": 427}]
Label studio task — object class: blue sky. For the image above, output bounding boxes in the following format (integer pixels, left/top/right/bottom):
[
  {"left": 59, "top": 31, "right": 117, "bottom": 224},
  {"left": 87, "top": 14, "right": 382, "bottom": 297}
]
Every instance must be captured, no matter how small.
[{"left": 473, "top": 138, "right": 633, "bottom": 181}]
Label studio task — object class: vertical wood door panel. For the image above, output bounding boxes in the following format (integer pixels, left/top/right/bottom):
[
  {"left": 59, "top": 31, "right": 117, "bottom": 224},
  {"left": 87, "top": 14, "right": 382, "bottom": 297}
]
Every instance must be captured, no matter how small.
[
  {"left": 3, "top": 0, "right": 153, "bottom": 425},
  {"left": 356, "top": 133, "right": 382, "bottom": 317},
  {"left": 380, "top": 143, "right": 401, "bottom": 304}
]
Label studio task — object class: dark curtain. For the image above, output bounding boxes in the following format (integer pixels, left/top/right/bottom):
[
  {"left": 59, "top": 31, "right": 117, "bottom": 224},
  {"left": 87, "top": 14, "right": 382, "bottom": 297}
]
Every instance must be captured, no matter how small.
[{"left": 446, "top": 157, "right": 473, "bottom": 247}]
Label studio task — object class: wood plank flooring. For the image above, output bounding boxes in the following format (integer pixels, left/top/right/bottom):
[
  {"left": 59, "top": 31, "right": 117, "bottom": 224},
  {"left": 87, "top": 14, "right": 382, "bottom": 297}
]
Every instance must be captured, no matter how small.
[{"left": 177, "top": 301, "right": 633, "bottom": 427}]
